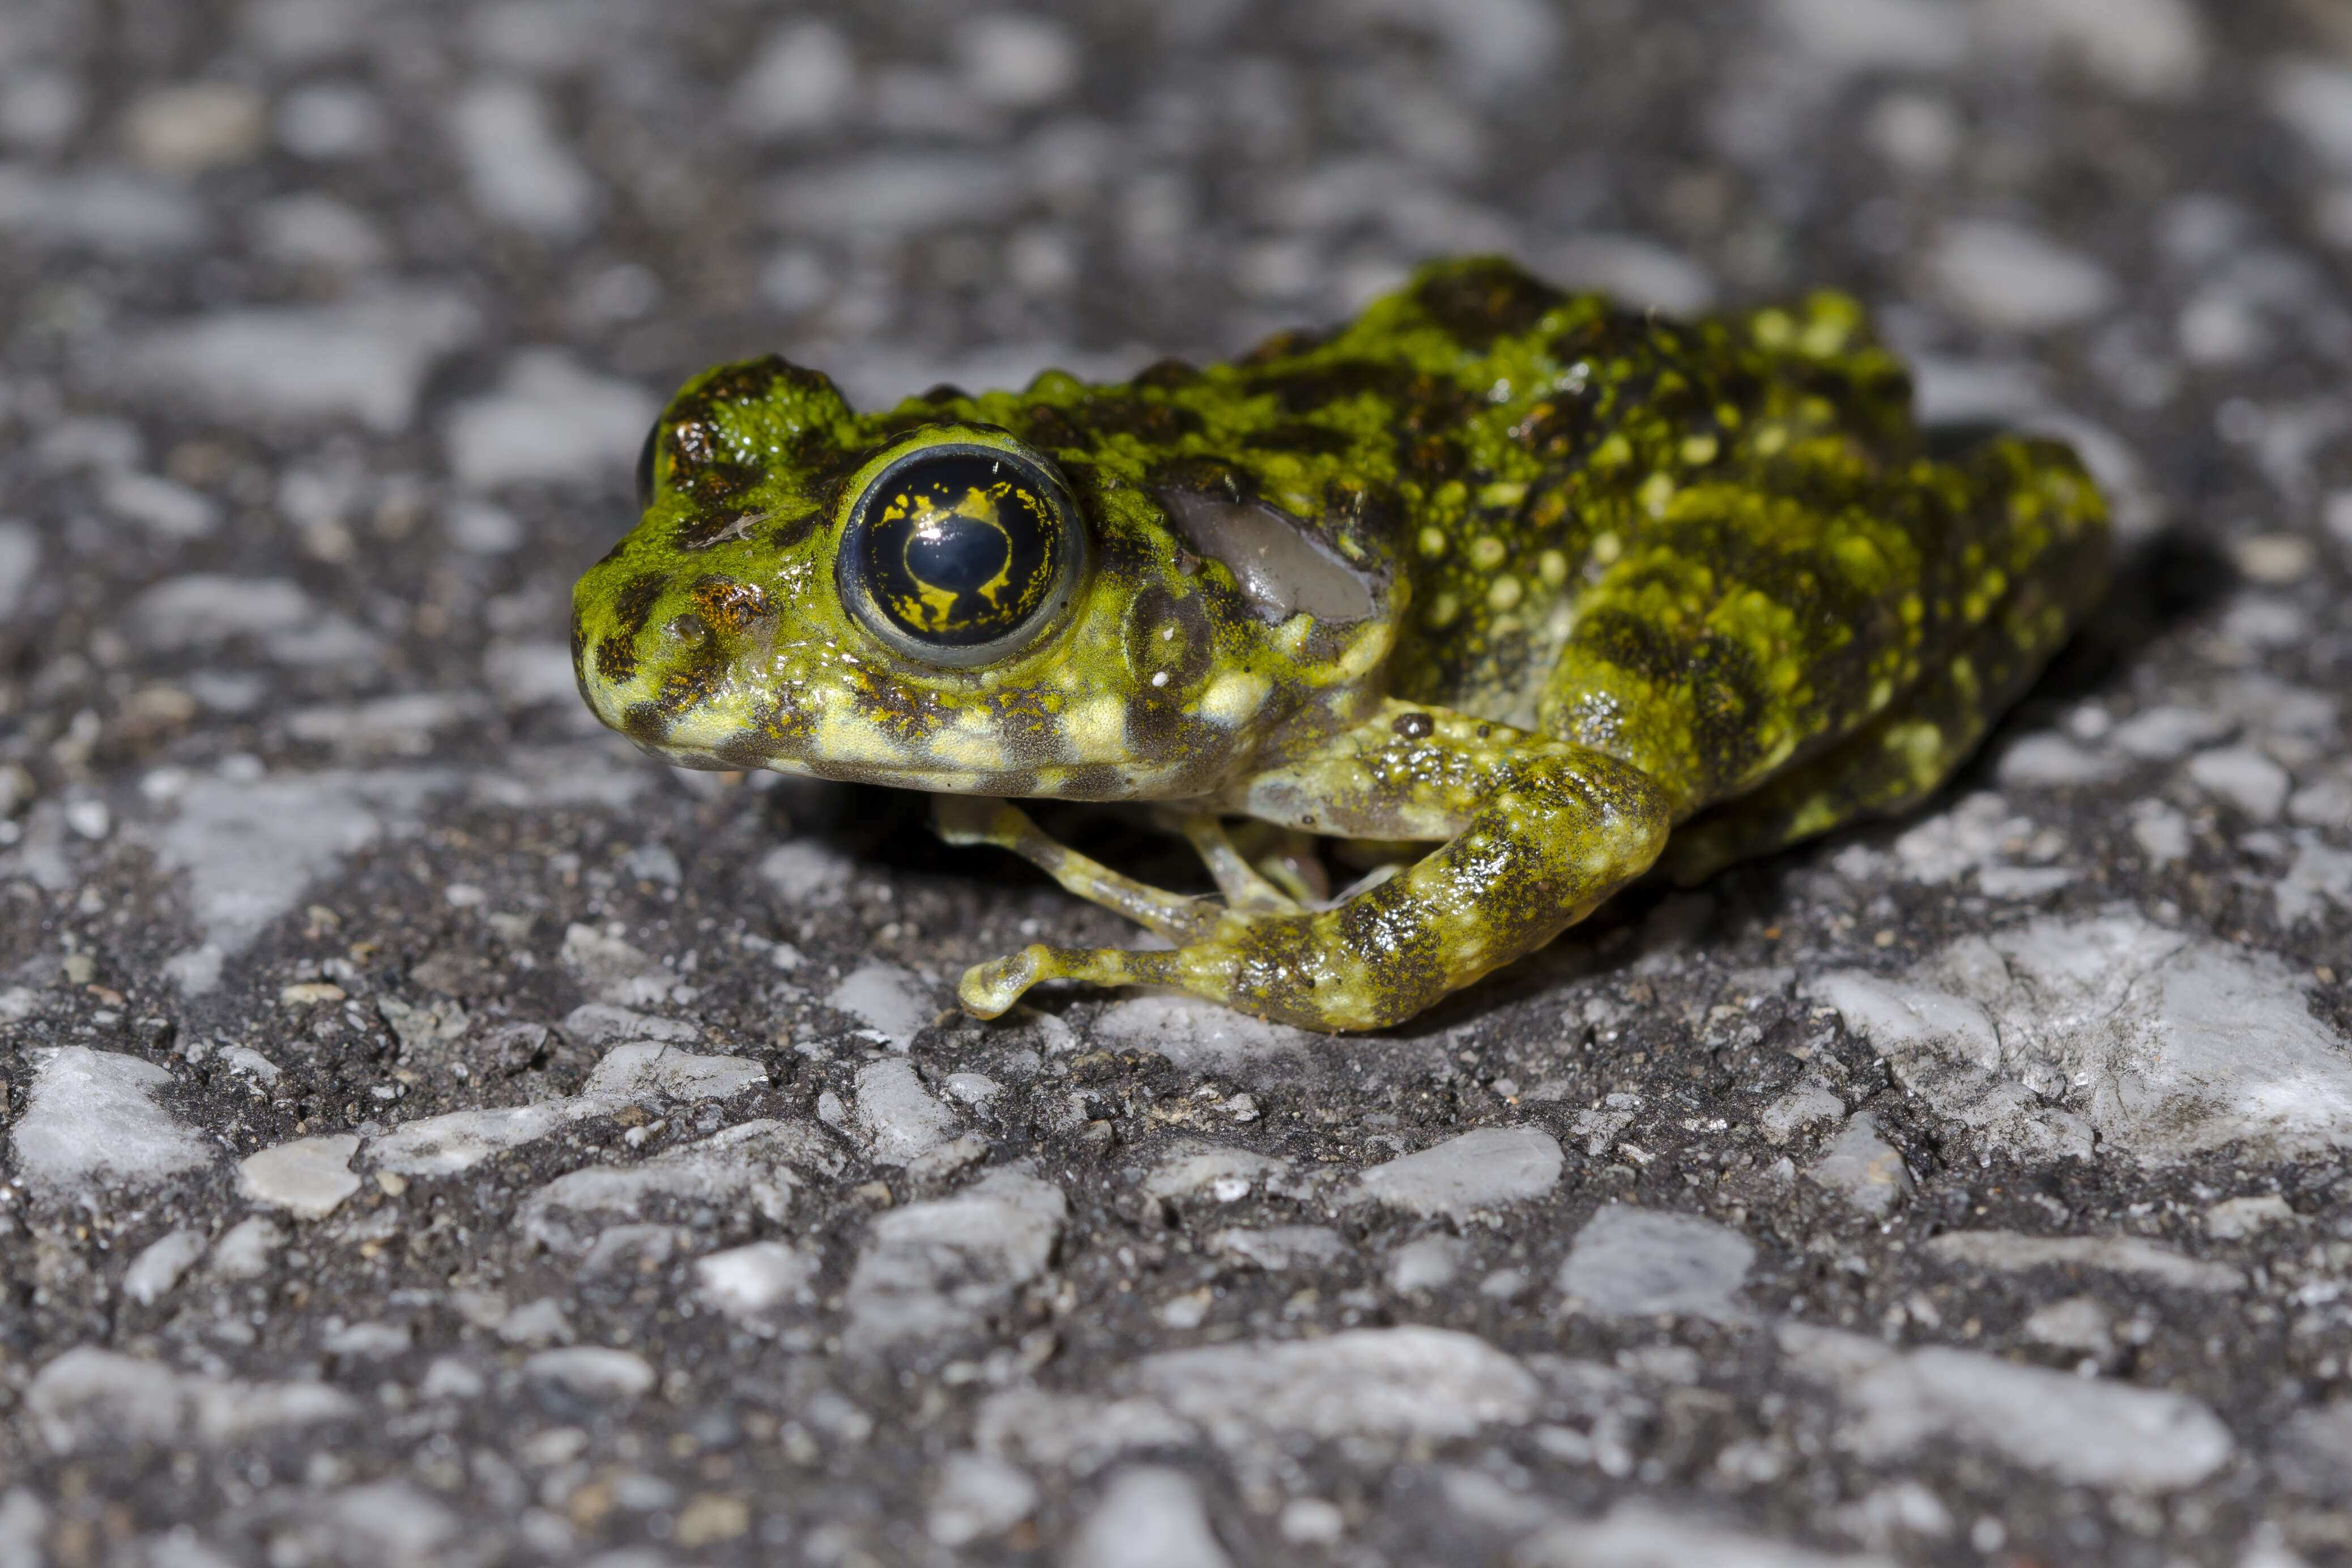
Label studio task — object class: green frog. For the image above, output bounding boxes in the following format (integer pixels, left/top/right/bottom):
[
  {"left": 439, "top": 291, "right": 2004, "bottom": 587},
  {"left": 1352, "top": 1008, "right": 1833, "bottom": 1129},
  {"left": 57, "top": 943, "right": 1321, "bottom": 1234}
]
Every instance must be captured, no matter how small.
[{"left": 572, "top": 258, "right": 2106, "bottom": 1032}]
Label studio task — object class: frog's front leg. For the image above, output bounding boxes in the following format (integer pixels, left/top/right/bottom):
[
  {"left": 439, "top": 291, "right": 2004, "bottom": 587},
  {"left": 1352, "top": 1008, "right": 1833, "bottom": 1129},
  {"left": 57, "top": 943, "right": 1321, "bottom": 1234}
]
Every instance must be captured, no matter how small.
[
  {"left": 931, "top": 795, "right": 1222, "bottom": 946},
  {"left": 958, "top": 701, "right": 1672, "bottom": 1032}
]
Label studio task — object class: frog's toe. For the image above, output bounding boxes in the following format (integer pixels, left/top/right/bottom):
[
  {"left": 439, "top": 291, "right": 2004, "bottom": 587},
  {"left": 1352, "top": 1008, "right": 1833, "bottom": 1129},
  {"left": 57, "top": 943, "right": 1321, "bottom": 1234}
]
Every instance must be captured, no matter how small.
[{"left": 958, "top": 945, "right": 1051, "bottom": 1019}]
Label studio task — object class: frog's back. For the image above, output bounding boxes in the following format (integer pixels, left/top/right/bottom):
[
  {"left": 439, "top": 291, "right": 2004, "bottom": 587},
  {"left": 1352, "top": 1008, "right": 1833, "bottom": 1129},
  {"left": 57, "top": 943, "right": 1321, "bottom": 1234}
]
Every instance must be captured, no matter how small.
[{"left": 1227, "top": 258, "right": 2107, "bottom": 817}]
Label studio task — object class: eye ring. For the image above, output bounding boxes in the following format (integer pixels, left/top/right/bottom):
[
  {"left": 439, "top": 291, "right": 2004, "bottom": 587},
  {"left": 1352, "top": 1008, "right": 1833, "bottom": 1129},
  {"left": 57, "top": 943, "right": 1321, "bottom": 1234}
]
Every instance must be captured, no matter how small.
[{"left": 836, "top": 437, "right": 1085, "bottom": 668}]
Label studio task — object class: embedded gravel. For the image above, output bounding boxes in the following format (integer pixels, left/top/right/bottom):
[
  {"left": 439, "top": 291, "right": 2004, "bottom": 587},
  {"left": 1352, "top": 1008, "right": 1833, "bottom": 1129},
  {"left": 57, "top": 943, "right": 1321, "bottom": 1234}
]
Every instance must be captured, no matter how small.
[{"left": 3, "top": 2, "right": 2352, "bottom": 1566}]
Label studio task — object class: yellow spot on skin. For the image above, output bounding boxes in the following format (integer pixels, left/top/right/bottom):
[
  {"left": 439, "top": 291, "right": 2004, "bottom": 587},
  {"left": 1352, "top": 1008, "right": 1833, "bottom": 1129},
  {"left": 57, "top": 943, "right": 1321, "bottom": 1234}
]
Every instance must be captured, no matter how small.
[
  {"left": 1680, "top": 432, "right": 1719, "bottom": 465},
  {"left": 1488, "top": 575, "right": 1523, "bottom": 612},
  {"left": 1478, "top": 482, "right": 1527, "bottom": 508},
  {"left": 1418, "top": 526, "right": 1448, "bottom": 559},
  {"left": 1469, "top": 536, "right": 1506, "bottom": 569},
  {"left": 1591, "top": 532, "right": 1621, "bottom": 566},
  {"left": 1753, "top": 308, "right": 1795, "bottom": 348},
  {"left": 1638, "top": 472, "right": 1676, "bottom": 518},
  {"left": 1068, "top": 695, "right": 1127, "bottom": 755},
  {"left": 1426, "top": 591, "right": 1460, "bottom": 629},
  {"left": 1538, "top": 550, "right": 1568, "bottom": 587},
  {"left": 1198, "top": 671, "right": 1271, "bottom": 726},
  {"left": 1755, "top": 425, "right": 1788, "bottom": 457}
]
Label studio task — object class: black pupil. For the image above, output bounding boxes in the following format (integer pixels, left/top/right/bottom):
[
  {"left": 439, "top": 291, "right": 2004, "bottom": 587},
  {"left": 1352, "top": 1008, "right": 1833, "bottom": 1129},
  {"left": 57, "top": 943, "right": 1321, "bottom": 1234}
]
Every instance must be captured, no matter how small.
[{"left": 858, "top": 453, "right": 1062, "bottom": 648}]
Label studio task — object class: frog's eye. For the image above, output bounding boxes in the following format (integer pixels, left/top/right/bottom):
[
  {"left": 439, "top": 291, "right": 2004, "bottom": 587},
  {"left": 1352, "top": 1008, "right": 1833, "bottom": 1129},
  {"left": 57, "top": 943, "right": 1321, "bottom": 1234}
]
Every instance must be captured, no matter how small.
[
  {"left": 634, "top": 418, "right": 661, "bottom": 511},
  {"left": 837, "top": 442, "right": 1084, "bottom": 666}
]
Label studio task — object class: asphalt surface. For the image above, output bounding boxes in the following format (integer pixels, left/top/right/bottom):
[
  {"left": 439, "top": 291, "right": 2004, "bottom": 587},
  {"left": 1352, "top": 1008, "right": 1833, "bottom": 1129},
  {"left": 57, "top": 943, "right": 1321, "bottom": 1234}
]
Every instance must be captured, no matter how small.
[{"left": 3, "top": 1, "right": 2352, "bottom": 1565}]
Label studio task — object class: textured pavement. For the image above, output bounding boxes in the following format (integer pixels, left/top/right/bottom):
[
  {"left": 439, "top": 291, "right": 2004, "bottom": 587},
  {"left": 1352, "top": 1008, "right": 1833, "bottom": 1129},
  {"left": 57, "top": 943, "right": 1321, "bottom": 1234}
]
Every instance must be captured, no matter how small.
[{"left": 3, "top": 1, "right": 2352, "bottom": 1565}]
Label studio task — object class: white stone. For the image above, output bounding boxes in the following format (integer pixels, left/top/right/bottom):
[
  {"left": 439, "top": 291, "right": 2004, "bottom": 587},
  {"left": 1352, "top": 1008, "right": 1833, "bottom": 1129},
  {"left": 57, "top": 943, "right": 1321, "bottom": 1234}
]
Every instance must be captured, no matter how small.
[
  {"left": 560, "top": 922, "right": 676, "bottom": 1006},
  {"left": 1759, "top": 1078, "right": 1846, "bottom": 1144},
  {"left": 484, "top": 640, "right": 578, "bottom": 708},
  {"left": 559, "top": 1004, "right": 699, "bottom": 1049},
  {"left": 10, "top": 1047, "right": 215, "bottom": 1195},
  {"left": 208, "top": 1216, "right": 284, "bottom": 1278},
  {"left": 321, "top": 1320, "right": 411, "bottom": 1357},
  {"left": 143, "top": 768, "right": 448, "bottom": 953},
  {"left": 695, "top": 1241, "right": 820, "bottom": 1319},
  {"left": 770, "top": 152, "right": 1020, "bottom": 240},
  {"left": 1779, "top": 1324, "right": 2234, "bottom": 1490},
  {"left": 580, "top": 1042, "right": 761, "bottom": 1102},
  {"left": 956, "top": 13, "right": 1078, "bottom": 108},
  {"left": 1557, "top": 1207, "right": 1753, "bottom": 1321},
  {"left": 1770, "top": 0, "right": 1969, "bottom": 72},
  {"left": 827, "top": 962, "right": 933, "bottom": 1047},
  {"left": 121, "top": 1229, "right": 208, "bottom": 1307},
  {"left": 926, "top": 1450, "right": 1039, "bottom": 1548},
  {"left": 974, "top": 1388, "right": 1199, "bottom": 1477},
  {"left": 1348, "top": 0, "right": 1563, "bottom": 90},
  {"left": 1207, "top": 1226, "right": 1347, "bottom": 1271},
  {"left": 449, "top": 79, "right": 595, "bottom": 237},
  {"left": 1806, "top": 1114, "right": 1912, "bottom": 1217},
  {"left": 2206, "top": 1194, "right": 2298, "bottom": 1239},
  {"left": 759, "top": 840, "right": 858, "bottom": 906},
  {"left": 286, "top": 692, "right": 488, "bottom": 758},
  {"left": 843, "top": 1169, "right": 1066, "bottom": 1354},
  {"left": 1520, "top": 1502, "right": 1898, "bottom": 1567},
  {"left": 853, "top": 1058, "right": 961, "bottom": 1165},
  {"left": 368, "top": 1044, "right": 766, "bottom": 1178},
  {"left": 1994, "top": 732, "right": 2124, "bottom": 788},
  {"left": 123, "top": 82, "right": 265, "bottom": 174},
  {"left": 127, "top": 288, "right": 478, "bottom": 433},
  {"left": 2188, "top": 745, "right": 2291, "bottom": 821},
  {"left": 1132, "top": 1327, "right": 1536, "bottom": 1446},
  {"left": 1354, "top": 1126, "right": 1562, "bottom": 1218},
  {"left": 1090, "top": 994, "right": 1315, "bottom": 1079},
  {"left": 1930, "top": 220, "right": 2115, "bottom": 333},
  {"left": 1809, "top": 914, "right": 2352, "bottom": 1164},
  {"left": 2277, "top": 840, "right": 2352, "bottom": 927},
  {"left": 1979, "top": 0, "right": 2205, "bottom": 100},
  {"left": 27, "top": 1347, "right": 355, "bottom": 1454},
  {"left": 1925, "top": 1229, "right": 2243, "bottom": 1290},
  {"left": 447, "top": 350, "right": 656, "bottom": 491},
  {"left": 319, "top": 1481, "right": 456, "bottom": 1566},
  {"left": 731, "top": 20, "right": 857, "bottom": 137},
  {"left": 103, "top": 471, "right": 218, "bottom": 540},
  {"left": 2022, "top": 1294, "right": 2114, "bottom": 1354},
  {"left": 0, "top": 519, "right": 38, "bottom": 623},
  {"left": 944, "top": 1072, "right": 1001, "bottom": 1105},
  {"left": 1140, "top": 1143, "right": 1289, "bottom": 1202},
  {"left": 0, "top": 1492, "right": 48, "bottom": 1568},
  {"left": 1387, "top": 1234, "right": 1469, "bottom": 1293},
  {"left": 0, "top": 169, "right": 206, "bottom": 255},
  {"left": 1066, "top": 1467, "right": 1232, "bottom": 1568},
  {"left": 522, "top": 1347, "right": 654, "bottom": 1403},
  {"left": 519, "top": 1120, "right": 832, "bottom": 1254},
  {"left": 276, "top": 81, "right": 386, "bottom": 159},
  {"left": 2270, "top": 61, "right": 2352, "bottom": 173},
  {"left": 2129, "top": 799, "right": 2192, "bottom": 865},
  {"left": 1544, "top": 233, "right": 1715, "bottom": 316},
  {"left": 237, "top": 1134, "right": 361, "bottom": 1220},
  {"left": 250, "top": 191, "right": 385, "bottom": 270},
  {"left": 2289, "top": 770, "right": 2352, "bottom": 830},
  {"left": 2121, "top": 706, "right": 2239, "bottom": 766}
]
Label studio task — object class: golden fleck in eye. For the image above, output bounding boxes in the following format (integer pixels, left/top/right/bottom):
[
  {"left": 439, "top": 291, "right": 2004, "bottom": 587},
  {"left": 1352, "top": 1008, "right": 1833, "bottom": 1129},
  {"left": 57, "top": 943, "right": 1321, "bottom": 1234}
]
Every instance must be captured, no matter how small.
[{"left": 838, "top": 440, "right": 1084, "bottom": 667}]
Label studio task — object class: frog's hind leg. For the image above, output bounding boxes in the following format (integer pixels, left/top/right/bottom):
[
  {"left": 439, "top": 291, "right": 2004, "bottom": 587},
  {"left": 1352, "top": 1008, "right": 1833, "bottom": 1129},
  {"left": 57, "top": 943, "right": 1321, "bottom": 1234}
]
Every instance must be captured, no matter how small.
[
  {"left": 958, "top": 703, "right": 1673, "bottom": 1032},
  {"left": 1660, "top": 505, "right": 2103, "bottom": 885},
  {"left": 932, "top": 796, "right": 1221, "bottom": 945}
]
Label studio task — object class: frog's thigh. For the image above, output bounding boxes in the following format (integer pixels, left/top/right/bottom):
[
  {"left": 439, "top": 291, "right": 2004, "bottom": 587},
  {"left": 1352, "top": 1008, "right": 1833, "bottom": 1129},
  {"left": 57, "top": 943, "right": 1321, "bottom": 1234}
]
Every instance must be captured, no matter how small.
[
  {"left": 1659, "top": 590, "right": 2069, "bottom": 887},
  {"left": 960, "top": 705, "right": 1673, "bottom": 1032}
]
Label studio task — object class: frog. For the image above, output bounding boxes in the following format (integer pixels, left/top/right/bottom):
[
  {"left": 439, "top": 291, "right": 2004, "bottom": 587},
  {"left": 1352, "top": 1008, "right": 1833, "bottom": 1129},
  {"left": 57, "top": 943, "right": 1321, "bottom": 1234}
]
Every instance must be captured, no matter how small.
[{"left": 572, "top": 256, "right": 2107, "bottom": 1033}]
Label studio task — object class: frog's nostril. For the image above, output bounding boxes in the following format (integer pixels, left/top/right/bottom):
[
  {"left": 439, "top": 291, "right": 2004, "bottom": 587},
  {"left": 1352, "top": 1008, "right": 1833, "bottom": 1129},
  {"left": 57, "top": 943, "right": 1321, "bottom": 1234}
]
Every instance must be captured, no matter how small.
[{"left": 667, "top": 612, "right": 713, "bottom": 647}]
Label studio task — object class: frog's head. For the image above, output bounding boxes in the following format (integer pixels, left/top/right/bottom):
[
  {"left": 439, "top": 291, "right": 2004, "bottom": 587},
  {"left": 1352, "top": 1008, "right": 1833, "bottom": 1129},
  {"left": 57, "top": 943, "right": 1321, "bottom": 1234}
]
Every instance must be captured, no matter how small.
[{"left": 572, "top": 355, "right": 1401, "bottom": 798}]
